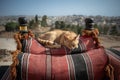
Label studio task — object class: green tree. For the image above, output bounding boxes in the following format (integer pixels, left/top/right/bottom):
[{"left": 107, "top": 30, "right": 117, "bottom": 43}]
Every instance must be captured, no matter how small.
[
  {"left": 60, "top": 21, "right": 66, "bottom": 29},
  {"left": 109, "top": 26, "right": 118, "bottom": 35},
  {"left": 28, "top": 19, "right": 34, "bottom": 29},
  {"left": 103, "top": 26, "right": 109, "bottom": 35},
  {"left": 76, "top": 25, "right": 83, "bottom": 34},
  {"left": 35, "top": 15, "right": 38, "bottom": 24},
  {"left": 55, "top": 21, "right": 61, "bottom": 29},
  {"left": 41, "top": 15, "right": 48, "bottom": 27},
  {"left": 5, "top": 22, "right": 18, "bottom": 31}
]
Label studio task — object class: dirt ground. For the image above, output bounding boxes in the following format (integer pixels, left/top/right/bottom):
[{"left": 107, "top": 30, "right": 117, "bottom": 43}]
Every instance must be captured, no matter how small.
[{"left": 99, "top": 35, "right": 120, "bottom": 48}]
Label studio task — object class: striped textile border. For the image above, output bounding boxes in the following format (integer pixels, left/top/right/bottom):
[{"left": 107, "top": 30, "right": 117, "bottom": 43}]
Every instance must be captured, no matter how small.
[
  {"left": 71, "top": 53, "right": 88, "bottom": 80},
  {"left": 106, "top": 49, "right": 120, "bottom": 61},
  {"left": 24, "top": 38, "right": 32, "bottom": 53},
  {"left": 82, "top": 53, "right": 94, "bottom": 80},
  {"left": 0, "top": 66, "right": 11, "bottom": 80},
  {"left": 105, "top": 48, "right": 120, "bottom": 80},
  {"left": 16, "top": 47, "right": 107, "bottom": 80},
  {"left": 23, "top": 38, "right": 88, "bottom": 55}
]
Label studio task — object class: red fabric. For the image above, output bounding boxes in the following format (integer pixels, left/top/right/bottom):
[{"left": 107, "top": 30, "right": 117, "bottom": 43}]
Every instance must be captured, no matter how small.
[
  {"left": 50, "top": 47, "right": 68, "bottom": 55},
  {"left": 20, "top": 38, "right": 108, "bottom": 80},
  {"left": 28, "top": 54, "right": 46, "bottom": 80},
  {"left": 80, "top": 36, "right": 96, "bottom": 51},
  {"left": 30, "top": 38, "right": 46, "bottom": 54},
  {"left": 87, "top": 48, "right": 108, "bottom": 80},
  {"left": 51, "top": 55, "right": 70, "bottom": 80}
]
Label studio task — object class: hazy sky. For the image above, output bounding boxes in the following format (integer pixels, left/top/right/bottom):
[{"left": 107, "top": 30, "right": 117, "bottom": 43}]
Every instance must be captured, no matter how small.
[{"left": 0, "top": 0, "right": 120, "bottom": 16}]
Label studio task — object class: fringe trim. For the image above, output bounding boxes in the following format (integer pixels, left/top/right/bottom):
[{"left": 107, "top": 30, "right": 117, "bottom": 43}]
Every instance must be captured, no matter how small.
[
  {"left": 10, "top": 50, "right": 20, "bottom": 80},
  {"left": 105, "top": 64, "right": 114, "bottom": 80},
  {"left": 82, "top": 28, "right": 102, "bottom": 48}
]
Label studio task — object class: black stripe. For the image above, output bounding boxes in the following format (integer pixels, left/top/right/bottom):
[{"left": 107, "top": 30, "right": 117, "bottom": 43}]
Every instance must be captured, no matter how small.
[
  {"left": 108, "top": 48, "right": 120, "bottom": 57},
  {"left": 21, "top": 39, "right": 27, "bottom": 53},
  {"left": 71, "top": 53, "right": 88, "bottom": 80},
  {"left": 0, "top": 66, "right": 9, "bottom": 79},
  {"left": 16, "top": 52, "right": 24, "bottom": 80}
]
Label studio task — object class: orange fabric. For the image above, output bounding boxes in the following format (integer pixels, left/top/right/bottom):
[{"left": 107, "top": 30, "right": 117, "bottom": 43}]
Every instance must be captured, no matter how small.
[{"left": 82, "top": 28, "right": 102, "bottom": 48}]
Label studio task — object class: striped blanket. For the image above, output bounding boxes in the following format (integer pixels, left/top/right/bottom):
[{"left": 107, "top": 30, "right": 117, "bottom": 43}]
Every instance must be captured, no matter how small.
[
  {"left": 15, "top": 38, "right": 108, "bottom": 80},
  {"left": 21, "top": 36, "right": 96, "bottom": 54},
  {"left": 1, "top": 38, "right": 120, "bottom": 80},
  {"left": 16, "top": 47, "right": 107, "bottom": 80}
]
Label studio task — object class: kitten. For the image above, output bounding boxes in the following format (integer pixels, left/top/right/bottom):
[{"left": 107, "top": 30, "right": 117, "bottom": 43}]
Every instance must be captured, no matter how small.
[{"left": 37, "top": 29, "right": 79, "bottom": 50}]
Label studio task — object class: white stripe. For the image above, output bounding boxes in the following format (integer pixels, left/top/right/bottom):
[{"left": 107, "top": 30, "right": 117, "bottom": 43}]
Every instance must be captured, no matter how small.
[
  {"left": 21, "top": 53, "right": 25, "bottom": 80},
  {"left": 28, "top": 38, "right": 32, "bottom": 53},
  {"left": 69, "top": 55, "right": 76, "bottom": 80},
  {"left": 106, "top": 49, "right": 120, "bottom": 62},
  {"left": 25, "top": 39, "right": 27, "bottom": 52},
  {"left": 1, "top": 67, "right": 10, "bottom": 80},
  {"left": 26, "top": 54, "right": 31, "bottom": 80},
  {"left": 81, "top": 54, "right": 90, "bottom": 80},
  {"left": 64, "top": 47, "right": 72, "bottom": 80},
  {"left": 66, "top": 55, "right": 71, "bottom": 80},
  {"left": 86, "top": 53, "right": 94, "bottom": 80},
  {"left": 46, "top": 48, "right": 50, "bottom": 55}
]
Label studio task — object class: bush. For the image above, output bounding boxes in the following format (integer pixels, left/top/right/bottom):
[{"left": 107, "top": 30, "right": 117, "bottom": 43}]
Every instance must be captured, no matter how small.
[{"left": 5, "top": 22, "right": 18, "bottom": 32}]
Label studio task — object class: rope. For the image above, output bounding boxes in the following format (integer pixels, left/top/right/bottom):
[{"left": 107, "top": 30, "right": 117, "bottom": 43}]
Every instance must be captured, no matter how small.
[
  {"left": 10, "top": 30, "right": 34, "bottom": 80},
  {"left": 10, "top": 50, "right": 20, "bottom": 80},
  {"left": 82, "top": 28, "right": 102, "bottom": 48},
  {"left": 105, "top": 64, "right": 114, "bottom": 80}
]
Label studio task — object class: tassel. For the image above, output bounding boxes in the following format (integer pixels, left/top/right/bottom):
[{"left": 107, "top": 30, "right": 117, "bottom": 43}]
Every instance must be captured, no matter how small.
[{"left": 105, "top": 64, "right": 114, "bottom": 80}]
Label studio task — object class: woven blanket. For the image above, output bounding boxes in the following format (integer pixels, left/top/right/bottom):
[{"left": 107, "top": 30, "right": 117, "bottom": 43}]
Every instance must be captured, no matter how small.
[
  {"left": 15, "top": 38, "right": 108, "bottom": 80},
  {"left": 21, "top": 36, "right": 96, "bottom": 54}
]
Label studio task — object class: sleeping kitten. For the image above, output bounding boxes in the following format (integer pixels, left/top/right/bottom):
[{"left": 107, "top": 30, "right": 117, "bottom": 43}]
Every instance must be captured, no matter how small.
[{"left": 37, "top": 29, "right": 79, "bottom": 50}]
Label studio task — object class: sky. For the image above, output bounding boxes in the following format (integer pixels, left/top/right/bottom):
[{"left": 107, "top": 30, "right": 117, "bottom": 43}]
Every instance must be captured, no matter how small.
[{"left": 0, "top": 0, "right": 120, "bottom": 16}]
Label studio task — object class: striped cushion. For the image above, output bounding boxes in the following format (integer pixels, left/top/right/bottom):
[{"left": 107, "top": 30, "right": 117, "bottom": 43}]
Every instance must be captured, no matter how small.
[
  {"left": 21, "top": 37, "right": 96, "bottom": 54},
  {"left": 70, "top": 36, "right": 96, "bottom": 54},
  {"left": 105, "top": 47, "right": 120, "bottom": 80},
  {"left": 16, "top": 47, "right": 108, "bottom": 80}
]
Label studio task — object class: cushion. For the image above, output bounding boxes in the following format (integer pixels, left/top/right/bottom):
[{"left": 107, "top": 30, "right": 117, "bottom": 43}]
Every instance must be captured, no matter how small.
[
  {"left": 16, "top": 47, "right": 108, "bottom": 80},
  {"left": 21, "top": 37, "right": 97, "bottom": 54}
]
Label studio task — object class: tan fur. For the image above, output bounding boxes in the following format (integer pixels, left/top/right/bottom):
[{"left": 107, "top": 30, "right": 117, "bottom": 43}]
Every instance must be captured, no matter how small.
[{"left": 37, "top": 29, "right": 79, "bottom": 50}]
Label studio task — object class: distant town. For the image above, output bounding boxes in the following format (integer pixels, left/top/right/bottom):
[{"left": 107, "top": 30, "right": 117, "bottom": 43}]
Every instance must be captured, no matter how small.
[
  {"left": 0, "top": 15, "right": 120, "bottom": 35},
  {"left": 0, "top": 15, "right": 120, "bottom": 26}
]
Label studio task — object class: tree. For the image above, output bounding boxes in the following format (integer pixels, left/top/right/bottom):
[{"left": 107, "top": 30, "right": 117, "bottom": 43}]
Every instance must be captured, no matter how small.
[
  {"left": 109, "top": 26, "right": 118, "bottom": 35},
  {"left": 35, "top": 15, "right": 38, "bottom": 24},
  {"left": 60, "top": 21, "right": 66, "bottom": 29},
  {"left": 5, "top": 22, "right": 18, "bottom": 31},
  {"left": 41, "top": 15, "right": 48, "bottom": 27},
  {"left": 55, "top": 21, "right": 61, "bottom": 29},
  {"left": 28, "top": 19, "right": 34, "bottom": 29}
]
